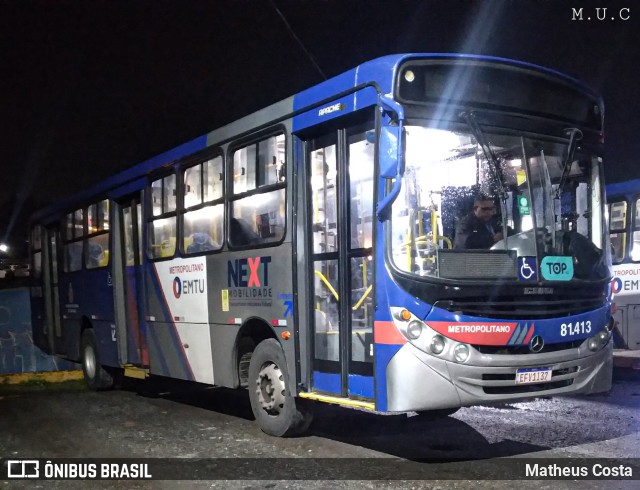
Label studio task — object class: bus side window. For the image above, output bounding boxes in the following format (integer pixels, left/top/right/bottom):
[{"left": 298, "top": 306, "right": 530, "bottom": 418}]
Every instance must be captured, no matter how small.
[
  {"left": 633, "top": 198, "right": 640, "bottom": 261},
  {"left": 148, "top": 174, "right": 177, "bottom": 259},
  {"left": 182, "top": 156, "right": 224, "bottom": 255},
  {"left": 609, "top": 200, "right": 627, "bottom": 263},
  {"left": 229, "top": 133, "right": 286, "bottom": 248}
]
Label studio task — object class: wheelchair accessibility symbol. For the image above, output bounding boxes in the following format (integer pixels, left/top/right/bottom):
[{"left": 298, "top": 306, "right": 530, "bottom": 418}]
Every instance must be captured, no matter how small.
[{"left": 518, "top": 257, "right": 538, "bottom": 281}]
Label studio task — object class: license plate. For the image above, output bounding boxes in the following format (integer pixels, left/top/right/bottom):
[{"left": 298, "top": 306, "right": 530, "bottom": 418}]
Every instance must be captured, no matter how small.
[{"left": 515, "top": 367, "right": 552, "bottom": 385}]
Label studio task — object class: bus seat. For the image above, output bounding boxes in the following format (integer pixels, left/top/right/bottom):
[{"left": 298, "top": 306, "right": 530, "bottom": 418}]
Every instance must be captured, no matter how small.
[
  {"left": 160, "top": 237, "right": 176, "bottom": 257},
  {"left": 314, "top": 309, "right": 334, "bottom": 332},
  {"left": 98, "top": 249, "right": 109, "bottom": 267}
]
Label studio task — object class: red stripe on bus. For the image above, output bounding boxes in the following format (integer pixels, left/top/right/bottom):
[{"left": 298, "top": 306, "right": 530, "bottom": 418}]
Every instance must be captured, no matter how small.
[
  {"left": 374, "top": 321, "right": 406, "bottom": 345},
  {"left": 523, "top": 324, "right": 535, "bottom": 344}
]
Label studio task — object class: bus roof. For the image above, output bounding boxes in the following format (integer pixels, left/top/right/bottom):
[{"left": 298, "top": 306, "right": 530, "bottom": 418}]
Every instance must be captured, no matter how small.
[{"left": 31, "top": 53, "right": 602, "bottom": 223}]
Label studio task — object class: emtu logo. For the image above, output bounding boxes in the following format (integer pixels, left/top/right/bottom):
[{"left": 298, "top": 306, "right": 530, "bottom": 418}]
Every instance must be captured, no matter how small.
[
  {"left": 173, "top": 277, "right": 182, "bottom": 298},
  {"left": 173, "top": 276, "right": 205, "bottom": 298},
  {"left": 611, "top": 277, "right": 623, "bottom": 294},
  {"left": 227, "top": 256, "right": 272, "bottom": 287}
]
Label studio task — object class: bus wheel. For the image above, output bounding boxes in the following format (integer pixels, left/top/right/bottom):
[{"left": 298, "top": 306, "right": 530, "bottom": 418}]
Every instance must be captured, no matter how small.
[
  {"left": 81, "top": 329, "right": 114, "bottom": 390},
  {"left": 248, "top": 339, "right": 312, "bottom": 437}
]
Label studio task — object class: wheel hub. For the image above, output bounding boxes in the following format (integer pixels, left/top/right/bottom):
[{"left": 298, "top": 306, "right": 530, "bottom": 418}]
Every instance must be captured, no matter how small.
[{"left": 255, "top": 362, "right": 286, "bottom": 415}]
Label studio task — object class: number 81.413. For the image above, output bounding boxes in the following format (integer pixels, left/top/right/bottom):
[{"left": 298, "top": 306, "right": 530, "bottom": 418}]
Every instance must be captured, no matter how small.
[{"left": 560, "top": 320, "right": 591, "bottom": 337}]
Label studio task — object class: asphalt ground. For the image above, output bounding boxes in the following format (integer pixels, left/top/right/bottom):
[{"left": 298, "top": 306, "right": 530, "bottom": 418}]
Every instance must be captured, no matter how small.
[{"left": 0, "top": 370, "right": 638, "bottom": 489}]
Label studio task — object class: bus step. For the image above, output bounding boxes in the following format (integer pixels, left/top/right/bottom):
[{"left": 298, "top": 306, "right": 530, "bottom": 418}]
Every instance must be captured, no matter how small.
[
  {"left": 123, "top": 366, "right": 149, "bottom": 380},
  {"left": 298, "top": 392, "right": 374, "bottom": 410}
]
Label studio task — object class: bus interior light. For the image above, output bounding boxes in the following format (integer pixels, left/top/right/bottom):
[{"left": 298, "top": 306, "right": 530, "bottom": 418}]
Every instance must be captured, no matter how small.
[
  {"left": 453, "top": 343, "right": 470, "bottom": 363},
  {"left": 430, "top": 335, "right": 446, "bottom": 355},
  {"left": 406, "top": 320, "right": 423, "bottom": 339}
]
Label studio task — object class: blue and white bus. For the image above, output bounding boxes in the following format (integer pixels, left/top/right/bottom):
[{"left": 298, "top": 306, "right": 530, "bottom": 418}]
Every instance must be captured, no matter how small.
[
  {"left": 30, "top": 54, "right": 613, "bottom": 436},
  {"left": 606, "top": 178, "right": 640, "bottom": 350}
]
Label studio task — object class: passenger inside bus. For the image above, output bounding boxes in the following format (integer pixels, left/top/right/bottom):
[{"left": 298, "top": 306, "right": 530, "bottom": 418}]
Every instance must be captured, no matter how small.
[
  {"left": 453, "top": 195, "right": 503, "bottom": 249},
  {"left": 87, "top": 242, "right": 105, "bottom": 268},
  {"left": 186, "top": 232, "right": 218, "bottom": 253}
]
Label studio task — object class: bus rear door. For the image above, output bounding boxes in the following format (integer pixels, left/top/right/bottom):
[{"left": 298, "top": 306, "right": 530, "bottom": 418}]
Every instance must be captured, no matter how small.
[
  {"left": 42, "top": 226, "right": 64, "bottom": 355},
  {"left": 113, "top": 195, "right": 149, "bottom": 368}
]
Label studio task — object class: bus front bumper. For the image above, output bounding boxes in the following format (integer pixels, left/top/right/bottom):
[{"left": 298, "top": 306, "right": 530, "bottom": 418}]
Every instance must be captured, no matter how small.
[{"left": 385, "top": 339, "right": 613, "bottom": 412}]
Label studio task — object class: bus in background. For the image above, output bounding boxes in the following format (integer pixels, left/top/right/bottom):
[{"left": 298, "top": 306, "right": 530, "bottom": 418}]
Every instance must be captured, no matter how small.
[
  {"left": 30, "top": 53, "right": 613, "bottom": 437},
  {"left": 606, "top": 178, "right": 640, "bottom": 350}
]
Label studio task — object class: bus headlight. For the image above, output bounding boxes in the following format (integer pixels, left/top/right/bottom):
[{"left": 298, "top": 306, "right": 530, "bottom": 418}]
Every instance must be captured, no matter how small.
[
  {"left": 406, "top": 320, "right": 423, "bottom": 339},
  {"left": 453, "top": 343, "right": 470, "bottom": 363},
  {"left": 430, "top": 335, "right": 446, "bottom": 355},
  {"left": 587, "top": 329, "right": 611, "bottom": 352}
]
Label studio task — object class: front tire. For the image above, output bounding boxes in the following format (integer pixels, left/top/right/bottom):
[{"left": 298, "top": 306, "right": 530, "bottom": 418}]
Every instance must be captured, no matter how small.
[
  {"left": 81, "top": 329, "right": 114, "bottom": 390},
  {"left": 248, "top": 339, "right": 312, "bottom": 436}
]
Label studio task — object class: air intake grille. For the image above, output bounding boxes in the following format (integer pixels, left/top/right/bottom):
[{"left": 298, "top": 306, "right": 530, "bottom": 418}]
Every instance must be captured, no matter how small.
[
  {"left": 435, "top": 295, "right": 606, "bottom": 320},
  {"left": 438, "top": 250, "right": 517, "bottom": 279}
]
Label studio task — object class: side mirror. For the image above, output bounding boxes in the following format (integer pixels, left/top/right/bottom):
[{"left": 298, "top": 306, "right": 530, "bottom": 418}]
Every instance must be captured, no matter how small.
[
  {"left": 376, "top": 95, "right": 406, "bottom": 221},
  {"left": 379, "top": 126, "right": 400, "bottom": 178}
]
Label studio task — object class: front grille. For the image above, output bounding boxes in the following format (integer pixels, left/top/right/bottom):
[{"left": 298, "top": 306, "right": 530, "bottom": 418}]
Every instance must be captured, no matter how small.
[
  {"left": 483, "top": 379, "right": 573, "bottom": 394},
  {"left": 474, "top": 340, "right": 583, "bottom": 355},
  {"left": 435, "top": 295, "right": 606, "bottom": 319}
]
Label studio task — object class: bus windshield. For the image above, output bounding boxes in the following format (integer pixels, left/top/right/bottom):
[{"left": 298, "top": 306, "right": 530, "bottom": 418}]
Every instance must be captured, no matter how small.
[{"left": 390, "top": 125, "right": 610, "bottom": 282}]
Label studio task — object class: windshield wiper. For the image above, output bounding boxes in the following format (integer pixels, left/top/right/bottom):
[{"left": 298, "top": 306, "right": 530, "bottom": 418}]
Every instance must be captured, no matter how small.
[
  {"left": 555, "top": 128, "right": 583, "bottom": 199},
  {"left": 460, "top": 111, "right": 507, "bottom": 201},
  {"left": 460, "top": 111, "right": 509, "bottom": 248}
]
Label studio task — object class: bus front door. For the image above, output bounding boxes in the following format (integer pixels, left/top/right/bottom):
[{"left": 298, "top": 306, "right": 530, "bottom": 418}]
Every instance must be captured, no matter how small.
[
  {"left": 306, "top": 122, "right": 375, "bottom": 400},
  {"left": 113, "top": 195, "right": 148, "bottom": 367}
]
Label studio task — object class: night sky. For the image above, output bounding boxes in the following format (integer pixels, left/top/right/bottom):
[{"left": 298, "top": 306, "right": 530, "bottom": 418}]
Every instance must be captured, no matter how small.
[{"left": 1, "top": 0, "right": 639, "bottom": 252}]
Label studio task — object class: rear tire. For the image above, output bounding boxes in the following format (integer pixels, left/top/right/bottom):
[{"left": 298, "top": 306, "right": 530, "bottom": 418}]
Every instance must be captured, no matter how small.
[
  {"left": 248, "top": 339, "right": 312, "bottom": 436},
  {"left": 81, "top": 329, "right": 114, "bottom": 390}
]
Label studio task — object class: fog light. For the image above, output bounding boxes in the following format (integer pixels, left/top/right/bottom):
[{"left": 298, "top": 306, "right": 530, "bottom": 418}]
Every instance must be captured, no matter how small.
[
  {"left": 430, "top": 335, "right": 446, "bottom": 355},
  {"left": 406, "top": 320, "right": 423, "bottom": 339},
  {"left": 588, "top": 337, "right": 599, "bottom": 351},
  {"left": 453, "top": 343, "right": 470, "bottom": 363}
]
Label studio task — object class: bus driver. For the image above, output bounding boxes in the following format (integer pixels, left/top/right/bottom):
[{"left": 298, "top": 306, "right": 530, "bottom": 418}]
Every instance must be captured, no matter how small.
[{"left": 453, "top": 195, "right": 503, "bottom": 249}]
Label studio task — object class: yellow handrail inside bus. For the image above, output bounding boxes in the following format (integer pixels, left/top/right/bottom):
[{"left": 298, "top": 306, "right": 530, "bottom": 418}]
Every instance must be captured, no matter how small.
[
  {"left": 352, "top": 285, "right": 372, "bottom": 310},
  {"left": 314, "top": 270, "right": 373, "bottom": 311},
  {"left": 314, "top": 270, "right": 339, "bottom": 301}
]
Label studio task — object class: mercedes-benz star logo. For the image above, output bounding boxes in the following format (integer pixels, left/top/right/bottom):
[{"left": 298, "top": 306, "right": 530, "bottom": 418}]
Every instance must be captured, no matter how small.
[{"left": 529, "top": 335, "right": 545, "bottom": 353}]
